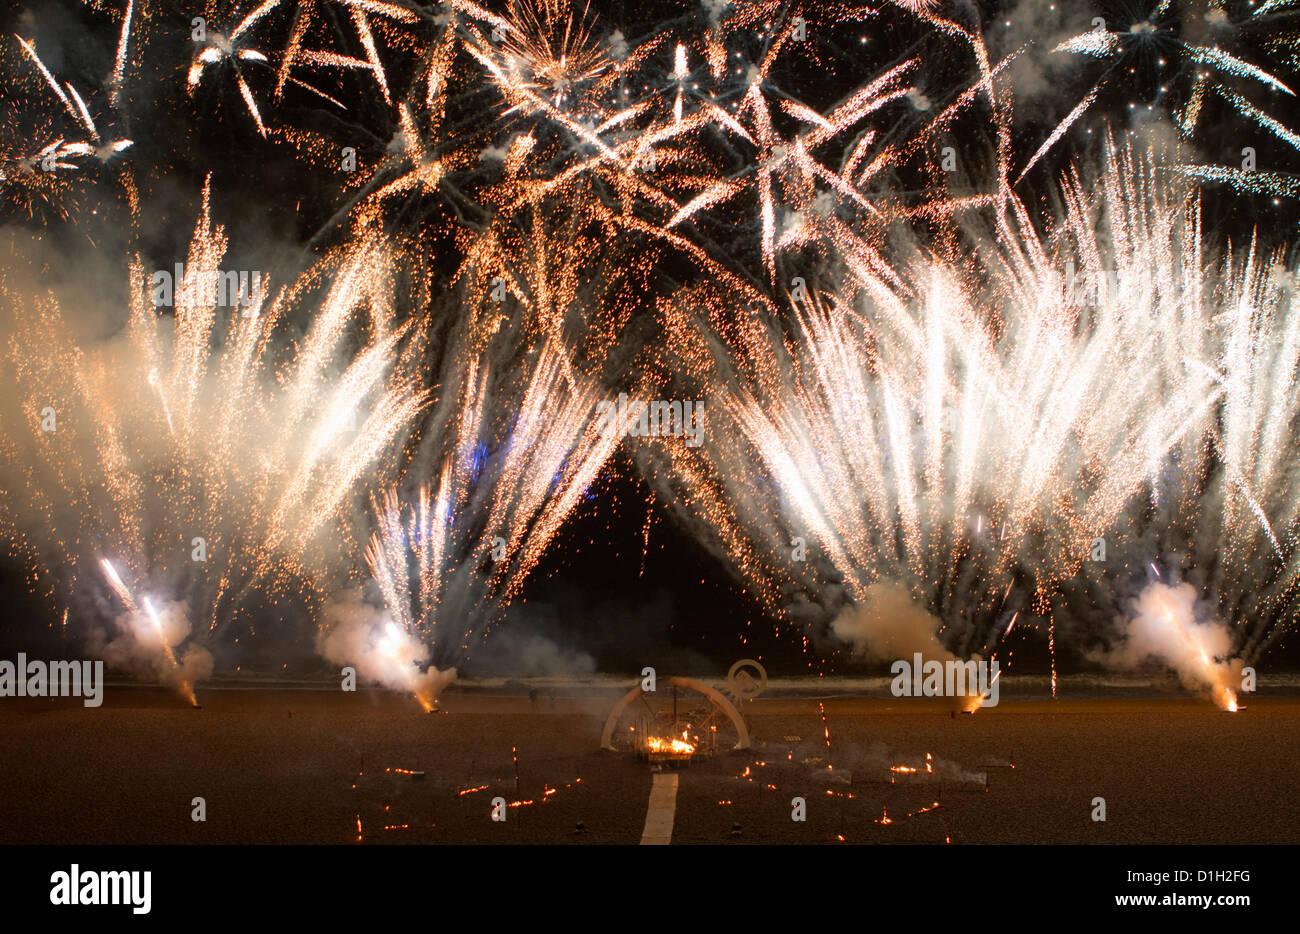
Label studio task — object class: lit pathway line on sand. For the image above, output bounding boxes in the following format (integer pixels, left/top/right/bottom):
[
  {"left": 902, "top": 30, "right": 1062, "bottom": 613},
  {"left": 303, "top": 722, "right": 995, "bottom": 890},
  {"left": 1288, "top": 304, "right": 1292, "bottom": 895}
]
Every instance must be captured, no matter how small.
[{"left": 639, "top": 772, "right": 679, "bottom": 845}]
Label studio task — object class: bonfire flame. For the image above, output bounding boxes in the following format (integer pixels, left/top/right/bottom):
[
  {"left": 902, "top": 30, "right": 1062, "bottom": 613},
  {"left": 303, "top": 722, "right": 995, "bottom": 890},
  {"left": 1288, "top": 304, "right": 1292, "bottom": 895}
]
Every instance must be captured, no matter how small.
[{"left": 647, "top": 736, "right": 695, "bottom": 755}]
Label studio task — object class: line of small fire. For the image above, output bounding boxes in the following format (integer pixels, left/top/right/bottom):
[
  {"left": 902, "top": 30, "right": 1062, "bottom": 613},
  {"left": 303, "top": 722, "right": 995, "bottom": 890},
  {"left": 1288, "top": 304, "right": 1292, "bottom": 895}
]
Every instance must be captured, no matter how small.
[
  {"left": 350, "top": 756, "right": 584, "bottom": 842},
  {"left": 722, "top": 746, "right": 1014, "bottom": 843},
  {"left": 455, "top": 777, "right": 582, "bottom": 810}
]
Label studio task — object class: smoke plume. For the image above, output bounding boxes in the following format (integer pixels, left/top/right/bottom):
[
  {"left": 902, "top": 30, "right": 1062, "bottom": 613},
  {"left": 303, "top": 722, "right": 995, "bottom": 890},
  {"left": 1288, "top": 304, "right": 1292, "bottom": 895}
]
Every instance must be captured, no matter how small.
[{"left": 1094, "top": 582, "right": 1243, "bottom": 710}]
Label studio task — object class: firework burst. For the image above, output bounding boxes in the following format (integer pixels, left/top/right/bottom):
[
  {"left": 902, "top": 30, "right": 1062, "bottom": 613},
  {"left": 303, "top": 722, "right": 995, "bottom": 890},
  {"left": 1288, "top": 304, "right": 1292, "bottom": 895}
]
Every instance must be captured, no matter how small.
[
  {"left": 1023, "top": 0, "right": 1300, "bottom": 184},
  {"left": 319, "top": 313, "right": 635, "bottom": 707},
  {"left": 1, "top": 0, "right": 1298, "bottom": 700},
  {"left": 648, "top": 138, "right": 1295, "bottom": 687},
  {"left": 0, "top": 180, "right": 426, "bottom": 698}
]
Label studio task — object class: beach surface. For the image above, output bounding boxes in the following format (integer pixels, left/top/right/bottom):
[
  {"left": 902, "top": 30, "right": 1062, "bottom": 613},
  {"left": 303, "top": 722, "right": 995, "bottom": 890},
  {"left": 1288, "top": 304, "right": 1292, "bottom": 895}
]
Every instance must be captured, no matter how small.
[{"left": 0, "top": 688, "right": 1294, "bottom": 845}]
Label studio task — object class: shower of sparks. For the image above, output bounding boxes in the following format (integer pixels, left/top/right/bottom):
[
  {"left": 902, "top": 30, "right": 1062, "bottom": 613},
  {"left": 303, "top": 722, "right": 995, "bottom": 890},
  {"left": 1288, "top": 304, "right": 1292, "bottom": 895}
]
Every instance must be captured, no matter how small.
[
  {"left": 649, "top": 138, "right": 1300, "bottom": 677},
  {"left": 358, "top": 335, "right": 635, "bottom": 703},
  {"left": 12, "top": 36, "right": 134, "bottom": 167},
  {"left": 1, "top": 0, "right": 1298, "bottom": 696},
  {"left": 0, "top": 180, "right": 427, "bottom": 692},
  {"left": 1035, "top": 0, "right": 1300, "bottom": 171},
  {"left": 187, "top": 1, "right": 284, "bottom": 136}
]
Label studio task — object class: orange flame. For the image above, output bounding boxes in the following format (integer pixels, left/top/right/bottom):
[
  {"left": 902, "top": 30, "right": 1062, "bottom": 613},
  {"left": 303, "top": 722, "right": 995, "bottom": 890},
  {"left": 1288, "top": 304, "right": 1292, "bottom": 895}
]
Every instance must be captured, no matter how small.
[{"left": 647, "top": 736, "right": 695, "bottom": 754}]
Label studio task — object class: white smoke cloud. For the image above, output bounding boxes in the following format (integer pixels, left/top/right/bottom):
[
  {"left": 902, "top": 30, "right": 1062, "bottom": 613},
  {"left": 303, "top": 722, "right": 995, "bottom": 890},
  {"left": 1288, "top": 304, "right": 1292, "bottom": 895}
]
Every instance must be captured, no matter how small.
[
  {"left": 1094, "top": 582, "right": 1242, "bottom": 710},
  {"left": 318, "top": 590, "right": 456, "bottom": 709},
  {"left": 831, "top": 581, "right": 957, "bottom": 665},
  {"left": 87, "top": 599, "right": 214, "bottom": 697}
]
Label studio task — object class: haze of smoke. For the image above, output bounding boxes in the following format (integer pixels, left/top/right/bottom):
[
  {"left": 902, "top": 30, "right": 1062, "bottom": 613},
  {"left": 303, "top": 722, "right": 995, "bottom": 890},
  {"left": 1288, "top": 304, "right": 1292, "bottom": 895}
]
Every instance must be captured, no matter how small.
[
  {"left": 87, "top": 599, "right": 214, "bottom": 690},
  {"left": 831, "top": 581, "right": 957, "bottom": 665},
  {"left": 992, "top": 0, "right": 1098, "bottom": 114},
  {"left": 317, "top": 589, "right": 456, "bottom": 704},
  {"left": 1093, "top": 582, "right": 1243, "bottom": 704},
  {"left": 470, "top": 632, "right": 597, "bottom": 679}
]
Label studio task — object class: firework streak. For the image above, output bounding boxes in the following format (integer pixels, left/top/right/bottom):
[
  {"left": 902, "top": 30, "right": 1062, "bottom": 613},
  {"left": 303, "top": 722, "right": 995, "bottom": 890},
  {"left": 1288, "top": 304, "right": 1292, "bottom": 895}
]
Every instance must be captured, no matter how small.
[{"left": 0, "top": 2, "right": 1297, "bottom": 701}]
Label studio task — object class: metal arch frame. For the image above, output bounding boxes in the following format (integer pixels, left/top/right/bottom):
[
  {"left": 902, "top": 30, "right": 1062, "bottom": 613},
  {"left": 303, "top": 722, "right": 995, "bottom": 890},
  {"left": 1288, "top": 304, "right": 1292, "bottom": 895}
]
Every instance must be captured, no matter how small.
[{"left": 600, "top": 676, "right": 751, "bottom": 750}]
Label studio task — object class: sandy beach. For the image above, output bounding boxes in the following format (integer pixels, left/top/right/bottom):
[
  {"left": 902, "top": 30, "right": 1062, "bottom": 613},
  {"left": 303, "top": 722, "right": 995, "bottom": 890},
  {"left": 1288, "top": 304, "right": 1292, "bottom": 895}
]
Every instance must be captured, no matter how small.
[{"left": 0, "top": 686, "right": 1294, "bottom": 845}]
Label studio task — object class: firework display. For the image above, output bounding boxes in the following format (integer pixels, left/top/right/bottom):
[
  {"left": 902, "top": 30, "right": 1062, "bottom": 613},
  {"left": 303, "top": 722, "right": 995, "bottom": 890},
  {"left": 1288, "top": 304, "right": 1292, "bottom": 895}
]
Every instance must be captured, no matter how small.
[
  {"left": 1, "top": 0, "right": 1300, "bottom": 872},
  {"left": 1, "top": 180, "right": 427, "bottom": 698},
  {"left": 325, "top": 330, "right": 632, "bottom": 708},
  {"left": 647, "top": 138, "right": 1297, "bottom": 710},
  {"left": 2, "top": 0, "right": 1297, "bottom": 701}
]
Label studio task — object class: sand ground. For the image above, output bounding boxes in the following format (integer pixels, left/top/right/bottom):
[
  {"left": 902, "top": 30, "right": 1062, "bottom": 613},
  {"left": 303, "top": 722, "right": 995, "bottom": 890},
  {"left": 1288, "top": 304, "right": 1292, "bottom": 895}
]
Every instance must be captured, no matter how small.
[{"left": 0, "top": 689, "right": 1294, "bottom": 844}]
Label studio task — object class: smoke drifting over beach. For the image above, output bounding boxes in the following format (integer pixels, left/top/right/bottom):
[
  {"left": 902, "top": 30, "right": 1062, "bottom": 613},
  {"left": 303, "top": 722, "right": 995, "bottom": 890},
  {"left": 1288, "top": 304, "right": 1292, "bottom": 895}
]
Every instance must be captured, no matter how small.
[
  {"left": 86, "top": 599, "right": 214, "bottom": 692},
  {"left": 318, "top": 591, "right": 456, "bottom": 710},
  {"left": 832, "top": 582, "right": 957, "bottom": 667},
  {"left": 1095, "top": 582, "right": 1244, "bottom": 711}
]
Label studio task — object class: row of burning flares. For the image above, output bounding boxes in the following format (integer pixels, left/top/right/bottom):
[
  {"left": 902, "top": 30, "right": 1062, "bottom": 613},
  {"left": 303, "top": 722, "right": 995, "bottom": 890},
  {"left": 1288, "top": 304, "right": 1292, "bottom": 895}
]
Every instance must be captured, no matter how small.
[
  {"left": 350, "top": 716, "right": 997, "bottom": 843},
  {"left": 353, "top": 762, "right": 584, "bottom": 839},
  {"left": 355, "top": 754, "right": 958, "bottom": 842},
  {"left": 348, "top": 712, "right": 1003, "bottom": 842}
]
